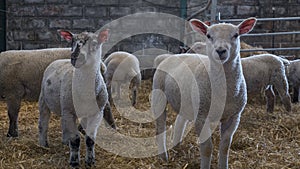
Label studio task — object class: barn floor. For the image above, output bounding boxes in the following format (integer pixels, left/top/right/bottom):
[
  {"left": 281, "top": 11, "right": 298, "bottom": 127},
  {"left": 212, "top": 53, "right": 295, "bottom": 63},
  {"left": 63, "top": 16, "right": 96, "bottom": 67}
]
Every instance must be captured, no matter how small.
[{"left": 1, "top": 80, "right": 300, "bottom": 169}]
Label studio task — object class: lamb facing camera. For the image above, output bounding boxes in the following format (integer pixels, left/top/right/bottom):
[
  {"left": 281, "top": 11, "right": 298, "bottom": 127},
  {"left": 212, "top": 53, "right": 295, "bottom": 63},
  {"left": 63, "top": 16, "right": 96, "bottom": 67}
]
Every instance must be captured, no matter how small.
[{"left": 152, "top": 18, "right": 256, "bottom": 169}]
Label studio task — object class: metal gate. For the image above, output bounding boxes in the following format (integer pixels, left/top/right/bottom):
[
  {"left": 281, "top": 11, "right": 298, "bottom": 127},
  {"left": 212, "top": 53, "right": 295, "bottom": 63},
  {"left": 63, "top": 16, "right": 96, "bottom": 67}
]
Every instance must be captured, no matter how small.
[{"left": 217, "top": 13, "right": 300, "bottom": 55}]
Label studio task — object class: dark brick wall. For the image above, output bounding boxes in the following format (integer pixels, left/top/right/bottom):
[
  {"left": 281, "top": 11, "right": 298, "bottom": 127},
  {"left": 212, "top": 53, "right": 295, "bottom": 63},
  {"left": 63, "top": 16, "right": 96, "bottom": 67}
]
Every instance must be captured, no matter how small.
[{"left": 5, "top": 0, "right": 300, "bottom": 63}]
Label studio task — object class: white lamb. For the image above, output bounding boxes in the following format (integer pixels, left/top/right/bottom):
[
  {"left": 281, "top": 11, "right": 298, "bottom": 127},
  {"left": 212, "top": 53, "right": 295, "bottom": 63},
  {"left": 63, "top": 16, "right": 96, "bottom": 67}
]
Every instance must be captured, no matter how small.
[
  {"left": 38, "top": 29, "right": 115, "bottom": 168},
  {"left": 104, "top": 51, "right": 141, "bottom": 106},
  {"left": 0, "top": 48, "right": 70, "bottom": 137},
  {"left": 242, "top": 54, "right": 291, "bottom": 113},
  {"left": 152, "top": 18, "right": 257, "bottom": 168}
]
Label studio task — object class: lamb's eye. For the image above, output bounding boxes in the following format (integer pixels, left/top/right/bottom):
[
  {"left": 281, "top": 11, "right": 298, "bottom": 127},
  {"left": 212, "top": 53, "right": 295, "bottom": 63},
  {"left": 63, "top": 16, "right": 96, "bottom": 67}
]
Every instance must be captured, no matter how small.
[
  {"left": 232, "top": 33, "right": 239, "bottom": 39},
  {"left": 207, "top": 34, "right": 211, "bottom": 39}
]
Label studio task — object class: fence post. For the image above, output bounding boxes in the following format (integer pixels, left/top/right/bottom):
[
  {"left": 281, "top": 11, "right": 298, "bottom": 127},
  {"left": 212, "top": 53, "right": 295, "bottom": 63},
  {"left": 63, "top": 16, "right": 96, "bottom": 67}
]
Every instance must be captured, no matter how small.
[
  {"left": 211, "top": 0, "right": 218, "bottom": 23},
  {"left": 0, "top": 0, "right": 6, "bottom": 52}
]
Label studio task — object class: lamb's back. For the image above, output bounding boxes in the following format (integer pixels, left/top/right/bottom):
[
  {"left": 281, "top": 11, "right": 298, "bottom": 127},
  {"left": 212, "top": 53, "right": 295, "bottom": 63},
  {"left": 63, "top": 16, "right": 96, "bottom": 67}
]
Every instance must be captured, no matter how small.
[
  {"left": 158, "top": 54, "right": 209, "bottom": 120},
  {"left": 242, "top": 54, "right": 285, "bottom": 93},
  {"left": 0, "top": 48, "right": 71, "bottom": 100},
  {"left": 41, "top": 59, "right": 73, "bottom": 114}
]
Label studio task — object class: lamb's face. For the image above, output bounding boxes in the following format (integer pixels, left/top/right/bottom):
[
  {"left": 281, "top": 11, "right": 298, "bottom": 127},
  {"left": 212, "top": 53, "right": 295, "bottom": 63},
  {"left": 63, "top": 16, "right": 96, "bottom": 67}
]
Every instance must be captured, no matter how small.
[
  {"left": 205, "top": 24, "right": 239, "bottom": 63},
  {"left": 189, "top": 18, "right": 257, "bottom": 64},
  {"left": 71, "top": 33, "right": 100, "bottom": 68},
  {"left": 58, "top": 29, "right": 109, "bottom": 68}
]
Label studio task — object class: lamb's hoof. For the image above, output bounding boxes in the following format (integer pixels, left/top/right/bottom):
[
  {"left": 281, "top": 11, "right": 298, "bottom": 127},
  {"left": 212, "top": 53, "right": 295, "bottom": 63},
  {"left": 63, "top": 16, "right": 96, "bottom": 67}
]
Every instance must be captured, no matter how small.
[
  {"left": 266, "top": 108, "right": 274, "bottom": 113},
  {"left": 109, "top": 123, "right": 117, "bottom": 130},
  {"left": 70, "top": 157, "right": 80, "bottom": 168},
  {"left": 131, "top": 101, "right": 136, "bottom": 107},
  {"left": 85, "top": 158, "right": 95, "bottom": 168},
  {"left": 62, "top": 139, "right": 69, "bottom": 146},
  {"left": 285, "top": 105, "right": 292, "bottom": 112},
  {"left": 7, "top": 131, "right": 18, "bottom": 137},
  {"left": 158, "top": 153, "right": 168, "bottom": 162},
  {"left": 39, "top": 141, "right": 49, "bottom": 148},
  {"left": 70, "top": 161, "right": 80, "bottom": 169}
]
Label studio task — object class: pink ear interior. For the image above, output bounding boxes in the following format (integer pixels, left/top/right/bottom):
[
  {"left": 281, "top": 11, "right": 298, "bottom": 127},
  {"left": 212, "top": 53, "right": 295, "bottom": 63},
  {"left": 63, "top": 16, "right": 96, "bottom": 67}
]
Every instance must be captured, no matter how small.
[
  {"left": 204, "top": 21, "right": 211, "bottom": 26},
  {"left": 98, "top": 29, "right": 109, "bottom": 43},
  {"left": 58, "top": 30, "right": 73, "bottom": 41},
  {"left": 238, "top": 18, "right": 257, "bottom": 35},
  {"left": 190, "top": 19, "right": 208, "bottom": 35}
]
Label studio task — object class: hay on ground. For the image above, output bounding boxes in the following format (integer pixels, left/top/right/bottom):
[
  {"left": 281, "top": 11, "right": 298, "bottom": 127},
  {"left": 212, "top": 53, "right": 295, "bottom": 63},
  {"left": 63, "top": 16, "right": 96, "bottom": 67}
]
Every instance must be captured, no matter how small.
[{"left": 0, "top": 79, "right": 300, "bottom": 169}]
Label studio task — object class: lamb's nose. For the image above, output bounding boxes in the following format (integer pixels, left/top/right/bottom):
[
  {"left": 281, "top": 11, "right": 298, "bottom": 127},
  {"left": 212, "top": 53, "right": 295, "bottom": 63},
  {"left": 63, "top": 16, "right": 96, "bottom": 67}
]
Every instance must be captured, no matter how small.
[{"left": 216, "top": 49, "right": 226, "bottom": 56}]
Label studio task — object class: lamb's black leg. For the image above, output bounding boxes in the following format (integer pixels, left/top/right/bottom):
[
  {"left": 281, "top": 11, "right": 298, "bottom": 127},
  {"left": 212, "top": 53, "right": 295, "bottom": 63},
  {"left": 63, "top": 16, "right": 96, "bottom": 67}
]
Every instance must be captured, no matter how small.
[
  {"left": 265, "top": 86, "right": 275, "bottom": 113},
  {"left": 7, "top": 96, "right": 22, "bottom": 137},
  {"left": 103, "top": 103, "right": 116, "bottom": 129},
  {"left": 69, "top": 134, "right": 80, "bottom": 168},
  {"left": 292, "top": 86, "right": 299, "bottom": 103},
  {"left": 85, "top": 135, "right": 95, "bottom": 168}
]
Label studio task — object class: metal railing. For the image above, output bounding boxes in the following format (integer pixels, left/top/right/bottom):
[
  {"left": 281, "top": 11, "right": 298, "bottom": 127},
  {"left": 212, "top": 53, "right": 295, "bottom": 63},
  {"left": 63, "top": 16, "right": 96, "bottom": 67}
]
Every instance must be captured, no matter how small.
[{"left": 217, "top": 13, "right": 300, "bottom": 53}]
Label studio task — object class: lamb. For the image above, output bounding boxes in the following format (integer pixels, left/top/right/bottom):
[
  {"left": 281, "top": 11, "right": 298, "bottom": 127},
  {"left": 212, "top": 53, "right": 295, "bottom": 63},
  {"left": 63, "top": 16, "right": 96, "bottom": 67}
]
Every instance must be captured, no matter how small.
[
  {"left": 38, "top": 29, "right": 115, "bottom": 168},
  {"left": 0, "top": 48, "right": 71, "bottom": 137},
  {"left": 242, "top": 54, "right": 291, "bottom": 113},
  {"left": 240, "top": 41, "right": 268, "bottom": 58},
  {"left": 286, "top": 59, "right": 300, "bottom": 103},
  {"left": 151, "top": 18, "right": 256, "bottom": 168},
  {"left": 177, "top": 41, "right": 291, "bottom": 113},
  {"left": 104, "top": 51, "right": 141, "bottom": 106}
]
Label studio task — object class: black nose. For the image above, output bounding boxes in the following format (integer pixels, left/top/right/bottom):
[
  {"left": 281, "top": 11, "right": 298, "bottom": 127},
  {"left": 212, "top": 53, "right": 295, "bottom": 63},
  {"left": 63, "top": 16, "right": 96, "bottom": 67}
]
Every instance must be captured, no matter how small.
[{"left": 216, "top": 49, "right": 226, "bottom": 56}]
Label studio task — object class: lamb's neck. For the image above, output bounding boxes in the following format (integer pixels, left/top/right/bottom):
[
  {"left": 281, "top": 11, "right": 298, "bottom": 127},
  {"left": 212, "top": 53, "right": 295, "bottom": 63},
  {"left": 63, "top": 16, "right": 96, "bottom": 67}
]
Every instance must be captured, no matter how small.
[
  {"left": 209, "top": 54, "right": 244, "bottom": 83},
  {"left": 72, "top": 47, "right": 103, "bottom": 94},
  {"left": 70, "top": 44, "right": 107, "bottom": 124},
  {"left": 208, "top": 53, "right": 245, "bottom": 112}
]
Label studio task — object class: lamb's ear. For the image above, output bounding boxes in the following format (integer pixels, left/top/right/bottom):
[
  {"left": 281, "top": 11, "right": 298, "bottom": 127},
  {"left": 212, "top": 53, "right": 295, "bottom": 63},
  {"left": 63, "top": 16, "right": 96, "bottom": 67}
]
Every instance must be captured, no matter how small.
[
  {"left": 238, "top": 17, "right": 257, "bottom": 35},
  {"left": 204, "top": 21, "right": 211, "bottom": 26},
  {"left": 98, "top": 29, "right": 109, "bottom": 43},
  {"left": 57, "top": 30, "right": 74, "bottom": 42},
  {"left": 189, "top": 19, "right": 209, "bottom": 35}
]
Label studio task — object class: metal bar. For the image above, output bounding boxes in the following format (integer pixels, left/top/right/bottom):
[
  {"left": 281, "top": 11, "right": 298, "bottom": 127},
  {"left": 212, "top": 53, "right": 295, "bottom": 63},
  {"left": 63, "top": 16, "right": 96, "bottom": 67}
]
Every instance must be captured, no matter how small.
[
  {"left": 211, "top": 0, "right": 217, "bottom": 23},
  {"left": 180, "top": 0, "right": 187, "bottom": 19},
  {"left": 241, "top": 31, "right": 300, "bottom": 37},
  {"left": 217, "top": 13, "right": 300, "bottom": 52},
  {"left": 218, "top": 12, "right": 300, "bottom": 22},
  {"left": 0, "top": 0, "right": 5, "bottom": 52},
  {"left": 241, "top": 47, "right": 300, "bottom": 52},
  {"left": 180, "top": 0, "right": 187, "bottom": 48}
]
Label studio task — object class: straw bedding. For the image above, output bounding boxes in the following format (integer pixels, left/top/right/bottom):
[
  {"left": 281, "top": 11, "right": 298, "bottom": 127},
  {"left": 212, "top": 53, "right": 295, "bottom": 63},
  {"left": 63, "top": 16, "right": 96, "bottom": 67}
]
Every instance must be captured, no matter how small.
[{"left": 0, "top": 79, "right": 300, "bottom": 169}]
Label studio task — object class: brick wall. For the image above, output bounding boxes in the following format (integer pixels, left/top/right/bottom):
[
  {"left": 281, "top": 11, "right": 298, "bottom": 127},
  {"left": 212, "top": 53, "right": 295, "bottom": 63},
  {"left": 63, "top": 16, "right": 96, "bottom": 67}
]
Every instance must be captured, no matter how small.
[{"left": 5, "top": 0, "right": 300, "bottom": 66}]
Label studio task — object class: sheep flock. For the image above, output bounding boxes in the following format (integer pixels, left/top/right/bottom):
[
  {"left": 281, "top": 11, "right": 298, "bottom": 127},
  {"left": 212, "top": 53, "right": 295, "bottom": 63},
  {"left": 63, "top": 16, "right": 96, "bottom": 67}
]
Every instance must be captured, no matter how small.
[{"left": 0, "top": 18, "right": 300, "bottom": 169}]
